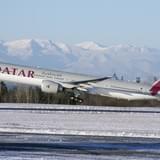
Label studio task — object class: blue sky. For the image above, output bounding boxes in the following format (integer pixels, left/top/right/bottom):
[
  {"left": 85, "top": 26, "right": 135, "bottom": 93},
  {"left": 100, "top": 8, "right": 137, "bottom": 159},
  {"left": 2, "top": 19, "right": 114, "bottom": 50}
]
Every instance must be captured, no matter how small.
[{"left": 0, "top": 0, "right": 160, "bottom": 47}]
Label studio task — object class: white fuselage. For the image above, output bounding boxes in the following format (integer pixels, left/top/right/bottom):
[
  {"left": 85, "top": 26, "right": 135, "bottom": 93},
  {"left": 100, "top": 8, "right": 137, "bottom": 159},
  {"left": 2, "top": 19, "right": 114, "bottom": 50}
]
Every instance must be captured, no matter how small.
[{"left": 0, "top": 62, "right": 97, "bottom": 87}]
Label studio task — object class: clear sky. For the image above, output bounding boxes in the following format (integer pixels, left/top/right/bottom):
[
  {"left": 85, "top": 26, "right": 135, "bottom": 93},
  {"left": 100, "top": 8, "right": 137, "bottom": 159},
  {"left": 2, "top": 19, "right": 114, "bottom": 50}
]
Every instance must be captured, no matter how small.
[{"left": 0, "top": 0, "right": 160, "bottom": 48}]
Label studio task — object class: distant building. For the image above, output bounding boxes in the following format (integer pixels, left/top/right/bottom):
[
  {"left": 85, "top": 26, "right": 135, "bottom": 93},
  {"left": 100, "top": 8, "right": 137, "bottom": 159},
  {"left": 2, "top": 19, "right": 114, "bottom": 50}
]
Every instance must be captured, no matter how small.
[
  {"left": 136, "top": 77, "right": 141, "bottom": 83},
  {"left": 113, "top": 73, "right": 119, "bottom": 80}
]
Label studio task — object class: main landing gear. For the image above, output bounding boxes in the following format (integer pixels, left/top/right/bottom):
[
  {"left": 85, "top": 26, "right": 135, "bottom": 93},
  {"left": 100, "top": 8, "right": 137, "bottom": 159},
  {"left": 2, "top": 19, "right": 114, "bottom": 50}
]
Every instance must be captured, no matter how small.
[
  {"left": 69, "top": 90, "right": 84, "bottom": 104},
  {"left": 70, "top": 96, "right": 83, "bottom": 104}
]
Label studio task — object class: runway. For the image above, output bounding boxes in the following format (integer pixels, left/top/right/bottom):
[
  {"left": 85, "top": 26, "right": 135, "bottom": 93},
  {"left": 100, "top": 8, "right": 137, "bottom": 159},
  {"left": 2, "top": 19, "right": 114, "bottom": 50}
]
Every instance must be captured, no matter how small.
[
  {"left": 0, "top": 133, "right": 160, "bottom": 159},
  {"left": 0, "top": 103, "right": 160, "bottom": 159}
]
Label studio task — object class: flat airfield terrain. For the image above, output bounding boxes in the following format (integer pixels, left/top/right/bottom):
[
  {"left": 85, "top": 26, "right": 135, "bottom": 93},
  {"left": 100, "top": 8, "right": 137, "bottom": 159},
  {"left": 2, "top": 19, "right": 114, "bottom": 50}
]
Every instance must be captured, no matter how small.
[{"left": 0, "top": 103, "right": 160, "bottom": 159}]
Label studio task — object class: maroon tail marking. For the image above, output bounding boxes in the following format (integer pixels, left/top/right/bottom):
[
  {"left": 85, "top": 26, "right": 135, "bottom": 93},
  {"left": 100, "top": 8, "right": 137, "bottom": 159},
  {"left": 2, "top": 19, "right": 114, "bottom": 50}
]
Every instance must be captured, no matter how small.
[{"left": 150, "top": 80, "right": 160, "bottom": 96}]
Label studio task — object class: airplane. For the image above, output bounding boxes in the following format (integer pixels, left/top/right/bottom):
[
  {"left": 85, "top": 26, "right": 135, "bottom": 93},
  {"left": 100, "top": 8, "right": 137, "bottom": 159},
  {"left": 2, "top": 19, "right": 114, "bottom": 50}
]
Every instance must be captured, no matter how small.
[
  {"left": 87, "top": 78, "right": 160, "bottom": 101},
  {"left": 0, "top": 62, "right": 111, "bottom": 103},
  {"left": 0, "top": 62, "right": 160, "bottom": 102}
]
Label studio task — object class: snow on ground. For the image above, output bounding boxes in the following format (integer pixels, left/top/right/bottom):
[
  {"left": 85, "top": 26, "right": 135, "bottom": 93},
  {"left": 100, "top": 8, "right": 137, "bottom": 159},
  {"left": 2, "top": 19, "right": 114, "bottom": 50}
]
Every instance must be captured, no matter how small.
[
  {"left": 0, "top": 103, "right": 160, "bottom": 138},
  {"left": 0, "top": 152, "right": 156, "bottom": 160}
]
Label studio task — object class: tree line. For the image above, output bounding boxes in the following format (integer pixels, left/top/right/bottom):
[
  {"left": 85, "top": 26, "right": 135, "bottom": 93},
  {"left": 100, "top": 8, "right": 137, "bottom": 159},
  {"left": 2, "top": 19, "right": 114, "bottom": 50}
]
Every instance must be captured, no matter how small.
[{"left": 0, "top": 81, "right": 160, "bottom": 107}]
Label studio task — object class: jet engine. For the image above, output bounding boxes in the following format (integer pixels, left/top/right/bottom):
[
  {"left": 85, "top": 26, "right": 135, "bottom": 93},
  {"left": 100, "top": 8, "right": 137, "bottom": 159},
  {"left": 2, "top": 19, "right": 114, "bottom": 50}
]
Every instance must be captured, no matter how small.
[{"left": 41, "top": 80, "right": 63, "bottom": 93}]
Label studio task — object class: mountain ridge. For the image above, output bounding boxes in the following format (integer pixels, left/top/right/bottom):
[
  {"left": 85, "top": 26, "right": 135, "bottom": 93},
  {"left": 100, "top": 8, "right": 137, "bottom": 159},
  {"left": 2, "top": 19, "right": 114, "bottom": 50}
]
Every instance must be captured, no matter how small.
[{"left": 0, "top": 39, "right": 160, "bottom": 81}]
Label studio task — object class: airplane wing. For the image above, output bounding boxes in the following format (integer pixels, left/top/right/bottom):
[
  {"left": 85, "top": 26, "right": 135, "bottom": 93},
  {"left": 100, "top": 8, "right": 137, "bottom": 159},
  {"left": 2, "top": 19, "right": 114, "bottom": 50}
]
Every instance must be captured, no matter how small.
[
  {"left": 70, "top": 76, "right": 112, "bottom": 85},
  {"left": 59, "top": 76, "right": 112, "bottom": 91},
  {"left": 88, "top": 87, "right": 157, "bottom": 100}
]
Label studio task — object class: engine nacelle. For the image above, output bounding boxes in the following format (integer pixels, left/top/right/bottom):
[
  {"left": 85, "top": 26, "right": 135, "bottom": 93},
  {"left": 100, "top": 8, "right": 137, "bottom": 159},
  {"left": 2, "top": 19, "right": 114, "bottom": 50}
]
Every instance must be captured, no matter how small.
[{"left": 41, "top": 80, "right": 62, "bottom": 93}]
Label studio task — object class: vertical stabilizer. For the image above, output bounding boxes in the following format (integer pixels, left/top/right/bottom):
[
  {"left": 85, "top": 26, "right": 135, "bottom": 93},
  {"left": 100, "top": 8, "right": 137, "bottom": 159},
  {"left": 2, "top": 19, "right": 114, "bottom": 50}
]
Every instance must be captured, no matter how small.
[{"left": 150, "top": 80, "right": 160, "bottom": 95}]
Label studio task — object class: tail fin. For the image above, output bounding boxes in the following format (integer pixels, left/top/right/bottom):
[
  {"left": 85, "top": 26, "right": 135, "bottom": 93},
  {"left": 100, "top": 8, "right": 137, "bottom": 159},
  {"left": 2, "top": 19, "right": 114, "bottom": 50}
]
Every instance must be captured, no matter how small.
[{"left": 150, "top": 80, "right": 160, "bottom": 95}]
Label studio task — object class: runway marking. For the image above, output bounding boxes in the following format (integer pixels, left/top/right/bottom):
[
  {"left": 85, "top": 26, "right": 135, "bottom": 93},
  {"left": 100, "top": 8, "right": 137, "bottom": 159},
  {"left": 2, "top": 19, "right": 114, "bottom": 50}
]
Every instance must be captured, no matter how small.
[{"left": 0, "top": 107, "right": 160, "bottom": 114}]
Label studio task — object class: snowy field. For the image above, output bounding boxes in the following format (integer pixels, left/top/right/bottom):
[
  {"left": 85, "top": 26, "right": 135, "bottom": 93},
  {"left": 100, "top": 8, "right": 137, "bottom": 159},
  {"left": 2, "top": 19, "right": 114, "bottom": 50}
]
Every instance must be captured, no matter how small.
[
  {"left": 0, "top": 103, "right": 160, "bottom": 138},
  {"left": 1, "top": 133, "right": 160, "bottom": 160},
  {"left": 0, "top": 103, "right": 160, "bottom": 159},
  {"left": 1, "top": 152, "right": 159, "bottom": 160}
]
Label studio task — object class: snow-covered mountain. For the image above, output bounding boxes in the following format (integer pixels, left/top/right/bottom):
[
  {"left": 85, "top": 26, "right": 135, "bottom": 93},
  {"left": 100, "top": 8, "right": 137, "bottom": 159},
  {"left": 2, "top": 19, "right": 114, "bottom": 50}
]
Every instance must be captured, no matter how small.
[{"left": 0, "top": 39, "right": 160, "bottom": 81}]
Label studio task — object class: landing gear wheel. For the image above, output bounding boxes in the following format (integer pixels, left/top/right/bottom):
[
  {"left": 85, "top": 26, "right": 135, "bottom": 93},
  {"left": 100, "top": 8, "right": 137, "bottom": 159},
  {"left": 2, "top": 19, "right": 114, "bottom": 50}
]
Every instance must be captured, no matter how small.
[
  {"left": 77, "top": 98, "right": 83, "bottom": 103},
  {"left": 69, "top": 96, "right": 83, "bottom": 104},
  {"left": 68, "top": 90, "right": 84, "bottom": 104}
]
